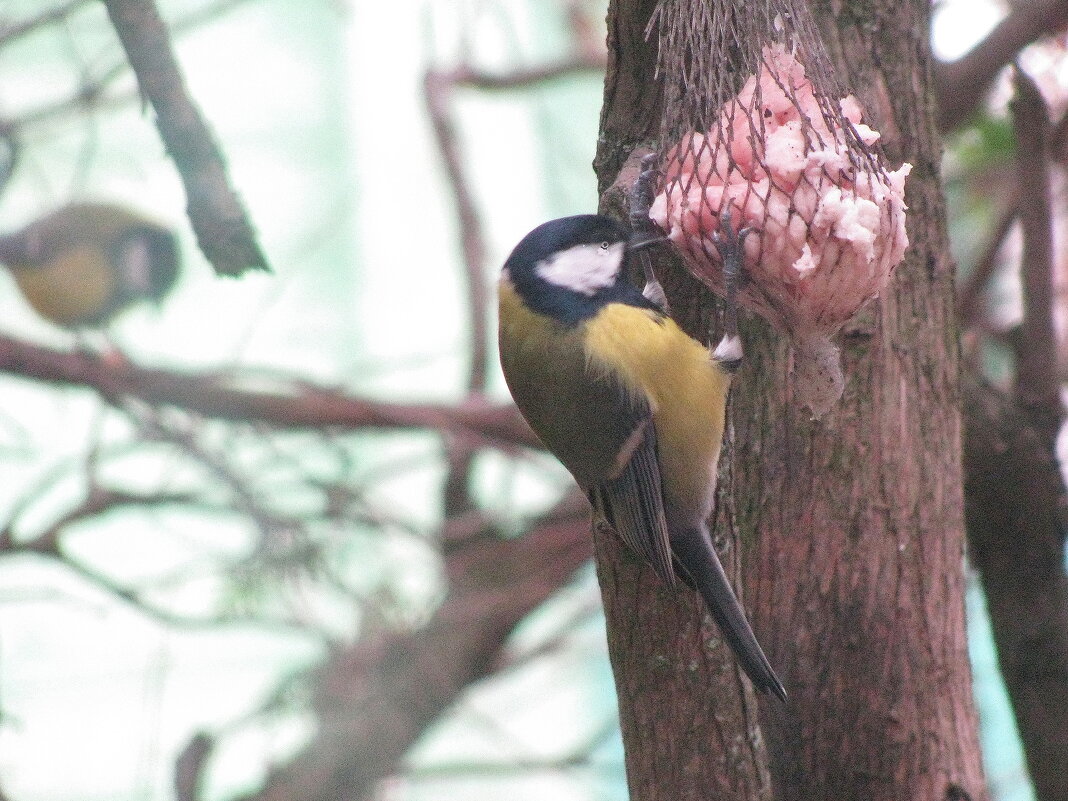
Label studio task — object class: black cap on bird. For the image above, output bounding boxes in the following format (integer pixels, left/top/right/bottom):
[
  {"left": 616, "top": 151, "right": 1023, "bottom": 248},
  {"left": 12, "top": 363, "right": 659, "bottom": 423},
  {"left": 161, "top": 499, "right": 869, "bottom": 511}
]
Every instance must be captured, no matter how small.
[{"left": 498, "top": 213, "right": 785, "bottom": 702}]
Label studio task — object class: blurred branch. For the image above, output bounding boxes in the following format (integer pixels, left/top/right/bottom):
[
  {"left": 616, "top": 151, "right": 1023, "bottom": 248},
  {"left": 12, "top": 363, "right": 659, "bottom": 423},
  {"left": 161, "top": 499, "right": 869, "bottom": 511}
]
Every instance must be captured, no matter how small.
[
  {"left": 1010, "top": 67, "right": 1063, "bottom": 441},
  {"left": 936, "top": 0, "right": 1068, "bottom": 132},
  {"left": 101, "top": 0, "right": 269, "bottom": 276},
  {"left": 957, "top": 185, "right": 1018, "bottom": 331},
  {"left": 0, "top": 0, "right": 95, "bottom": 46},
  {"left": 962, "top": 372, "right": 1068, "bottom": 801},
  {"left": 238, "top": 490, "right": 593, "bottom": 801},
  {"left": 0, "top": 485, "right": 197, "bottom": 555},
  {"left": 9, "top": 0, "right": 259, "bottom": 132},
  {"left": 126, "top": 402, "right": 287, "bottom": 543},
  {"left": 175, "top": 732, "right": 214, "bottom": 801},
  {"left": 960, "top": 70, "right": 1068, "bottom": 801},
  {"left": 423, "top": 53, "right": 605, "bottom": 521},
  {"left": 423, "top": 66, "right": 490, "bottom": 519},
  {"left": 423, "top": 69, "right": 490, "bottom": 395},
  {"left": 443, "top": 57, "right": 605, "bottom": 91},
  {"left": 0, "top": 335, "right": 539, "bottom": 449},
  {"left": 0, "top": 483, "right": 299, "bottom": 630},
  {"left": 1048, "top": 106, "right": 1068, "bottom": 167}
]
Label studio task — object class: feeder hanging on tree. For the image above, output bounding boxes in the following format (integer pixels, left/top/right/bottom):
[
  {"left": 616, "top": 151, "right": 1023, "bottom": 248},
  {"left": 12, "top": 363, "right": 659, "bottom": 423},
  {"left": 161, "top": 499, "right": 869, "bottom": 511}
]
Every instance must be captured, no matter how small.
[{"left": 646, "top": 2, "right": 912, "bottom": 417}]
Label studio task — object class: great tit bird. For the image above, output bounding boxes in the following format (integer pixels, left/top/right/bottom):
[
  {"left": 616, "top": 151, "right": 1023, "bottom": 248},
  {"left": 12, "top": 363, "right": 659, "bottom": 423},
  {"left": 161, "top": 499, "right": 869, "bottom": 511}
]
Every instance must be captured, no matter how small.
[
  {"left": 498, "top": 214, "right": 786, "bottom": 701},
  {"left": 0, "top": 202, "right": 179, "bottom": 328}
]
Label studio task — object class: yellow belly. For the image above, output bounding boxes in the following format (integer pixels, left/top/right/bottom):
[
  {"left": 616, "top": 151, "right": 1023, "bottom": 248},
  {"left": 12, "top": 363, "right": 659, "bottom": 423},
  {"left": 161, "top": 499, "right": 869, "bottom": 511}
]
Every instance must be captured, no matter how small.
[
  {"left": 583, "top": 303, "right": 732, "bottom": 525},
  {"left": 10, "top": 247, "right": 117, "bottom": 327}
]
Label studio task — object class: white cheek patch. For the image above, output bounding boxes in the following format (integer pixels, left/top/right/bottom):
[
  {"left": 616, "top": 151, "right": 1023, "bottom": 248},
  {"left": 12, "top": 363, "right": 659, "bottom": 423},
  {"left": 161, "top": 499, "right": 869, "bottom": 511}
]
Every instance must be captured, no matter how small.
[
  {"left": 119, "top": 237, "right": 152, "bottom": 293},
  {"left": 534, "top": 242, "right": 624, "bottom": 295}
]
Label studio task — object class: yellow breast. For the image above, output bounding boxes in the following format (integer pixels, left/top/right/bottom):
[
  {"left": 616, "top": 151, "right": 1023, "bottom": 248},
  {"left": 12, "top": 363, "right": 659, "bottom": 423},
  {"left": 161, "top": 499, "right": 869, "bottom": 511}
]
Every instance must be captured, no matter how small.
[
  {"left": 10, "top": 246, "right": 117, "bottom": 327},
  {"left": 583, "top": 303, "right": 732, "bottom": 525}
]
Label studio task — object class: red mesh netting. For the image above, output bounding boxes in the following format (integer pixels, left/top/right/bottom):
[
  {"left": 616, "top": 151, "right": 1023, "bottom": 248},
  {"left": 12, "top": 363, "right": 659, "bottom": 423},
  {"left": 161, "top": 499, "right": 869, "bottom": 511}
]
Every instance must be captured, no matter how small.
[{"left": 646, "top": 1, "right": 911, "bottom": 416}]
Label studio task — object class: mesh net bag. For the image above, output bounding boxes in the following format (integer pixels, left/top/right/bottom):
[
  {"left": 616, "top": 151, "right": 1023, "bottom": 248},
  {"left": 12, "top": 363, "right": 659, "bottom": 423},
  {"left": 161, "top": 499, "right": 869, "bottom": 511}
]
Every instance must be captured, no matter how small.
[{"left": 644, "top": 0, "right": 911, "bottom": 417}]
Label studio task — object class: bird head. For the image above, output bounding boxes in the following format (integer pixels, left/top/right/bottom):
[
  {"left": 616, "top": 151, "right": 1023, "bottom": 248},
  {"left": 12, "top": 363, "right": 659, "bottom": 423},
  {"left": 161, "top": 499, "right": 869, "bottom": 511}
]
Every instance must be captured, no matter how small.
[
  {"left": 109, "top": 223, "right": 180, "bottom": 306},
  {"left": 502, "top": 215, "right": 658, "bottom": 325}
]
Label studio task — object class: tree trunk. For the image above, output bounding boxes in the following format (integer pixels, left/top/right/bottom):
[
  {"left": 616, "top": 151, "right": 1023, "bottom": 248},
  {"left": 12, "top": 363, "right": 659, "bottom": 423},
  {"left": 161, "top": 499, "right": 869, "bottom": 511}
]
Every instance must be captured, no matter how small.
[
  {"left": 593, "top": 1, "right": 989, "bottom": 799},
  {"left": 593, "top": 2, "right": 772, "bottom": 799},
  {"left": 963, "top": 375, "right": 1068, "bottom": 801}
]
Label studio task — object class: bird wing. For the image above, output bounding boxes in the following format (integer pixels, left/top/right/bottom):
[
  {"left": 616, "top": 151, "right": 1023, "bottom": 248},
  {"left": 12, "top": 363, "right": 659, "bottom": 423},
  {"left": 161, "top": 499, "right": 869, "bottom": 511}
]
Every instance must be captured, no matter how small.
[
  {"left": 498, "top": 285, "right": 675, "bottom": 587},
  {"left": 589, "top": 420, "right": 676, "bottom": 587}
]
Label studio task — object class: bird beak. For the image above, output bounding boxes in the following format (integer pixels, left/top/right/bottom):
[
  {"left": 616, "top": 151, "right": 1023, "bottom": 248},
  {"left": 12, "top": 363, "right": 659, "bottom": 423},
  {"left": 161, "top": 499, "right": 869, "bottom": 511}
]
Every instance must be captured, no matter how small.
[{"left": 627, "top": 233, "right": 667, "bottom": 253}]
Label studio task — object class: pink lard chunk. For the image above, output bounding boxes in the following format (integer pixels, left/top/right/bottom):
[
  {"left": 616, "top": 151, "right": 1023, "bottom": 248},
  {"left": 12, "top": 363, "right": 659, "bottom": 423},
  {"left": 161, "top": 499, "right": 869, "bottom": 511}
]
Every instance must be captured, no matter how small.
[{"left": 649, "top": 44, "right": 912, "bottom": 415}]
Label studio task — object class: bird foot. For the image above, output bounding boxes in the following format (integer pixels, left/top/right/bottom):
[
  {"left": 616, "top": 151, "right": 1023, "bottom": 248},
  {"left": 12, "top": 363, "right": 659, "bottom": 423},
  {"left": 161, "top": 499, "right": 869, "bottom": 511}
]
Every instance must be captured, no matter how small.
[
  {"left": 709, "top": 208, "right": 754, "bottom": 338},
  {"left": 628, "top": 152, "right": 670, "bottom": 314}
]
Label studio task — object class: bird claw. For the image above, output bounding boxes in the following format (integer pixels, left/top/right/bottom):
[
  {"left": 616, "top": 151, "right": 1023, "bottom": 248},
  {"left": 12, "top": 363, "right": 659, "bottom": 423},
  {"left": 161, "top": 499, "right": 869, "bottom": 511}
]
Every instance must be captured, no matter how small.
[
  {"left": 628, "top": 152, "right": 671, "bottom": 314},
  {"left": 629, "top": 153, "right": 661, "bottom": 231},
  {"left": 709, "top": 208, "right": 753, "bottom": 272},
  {"left": 709, "top": 208, "right": 754, "bottom": 339}
]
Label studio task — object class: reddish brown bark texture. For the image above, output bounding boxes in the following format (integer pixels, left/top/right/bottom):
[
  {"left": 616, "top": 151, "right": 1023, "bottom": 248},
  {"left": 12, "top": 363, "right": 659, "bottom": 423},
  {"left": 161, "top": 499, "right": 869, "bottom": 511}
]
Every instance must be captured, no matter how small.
[
  {"left": 593, "top": 2, "right": 772, "bottom": 799},
  {"left": 594, "top": 1, "right": 987, "bottom": 800}
]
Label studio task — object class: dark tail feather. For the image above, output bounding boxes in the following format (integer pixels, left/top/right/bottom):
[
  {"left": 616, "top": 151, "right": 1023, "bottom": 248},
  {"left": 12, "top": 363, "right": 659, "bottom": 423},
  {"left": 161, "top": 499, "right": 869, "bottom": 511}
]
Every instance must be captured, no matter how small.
[{"left": 672, "top": 526, "right": 787, "bottom": 702}]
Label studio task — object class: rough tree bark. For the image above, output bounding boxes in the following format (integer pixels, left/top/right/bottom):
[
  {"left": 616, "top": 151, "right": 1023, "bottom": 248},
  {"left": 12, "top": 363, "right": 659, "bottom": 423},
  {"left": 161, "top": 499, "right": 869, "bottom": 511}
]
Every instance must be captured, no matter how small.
[
  {"left": 593, "top": 2, "right": 988, "bottom": 800},
  {"left": 592, "top": 3, "right": 771, "bottom": 800}
]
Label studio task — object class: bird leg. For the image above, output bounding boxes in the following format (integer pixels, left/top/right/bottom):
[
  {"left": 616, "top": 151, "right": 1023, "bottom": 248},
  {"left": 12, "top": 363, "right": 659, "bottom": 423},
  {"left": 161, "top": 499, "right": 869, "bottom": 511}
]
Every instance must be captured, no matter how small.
[
  {"left": 710, "top": 208, "right": 753, "bottom": 341},
  {"left": 628, "top": 152, "right": 670, "bottom": 314},
  {"left": 710, "top": 209, "right": 752, "bottom": 371}
]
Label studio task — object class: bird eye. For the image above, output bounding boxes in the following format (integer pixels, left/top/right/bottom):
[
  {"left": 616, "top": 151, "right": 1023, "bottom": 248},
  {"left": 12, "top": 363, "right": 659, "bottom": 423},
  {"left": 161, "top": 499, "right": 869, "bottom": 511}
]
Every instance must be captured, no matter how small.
[{"left": 599, "top": 241, "right": 610, "bottom": 251}]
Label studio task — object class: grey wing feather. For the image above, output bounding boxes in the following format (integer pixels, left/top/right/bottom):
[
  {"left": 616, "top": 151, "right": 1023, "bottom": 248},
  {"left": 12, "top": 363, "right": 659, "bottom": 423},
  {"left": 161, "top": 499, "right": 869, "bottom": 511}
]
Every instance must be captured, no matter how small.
[{"left": 591, "top": 422, "right": 676, "bottom": 587}]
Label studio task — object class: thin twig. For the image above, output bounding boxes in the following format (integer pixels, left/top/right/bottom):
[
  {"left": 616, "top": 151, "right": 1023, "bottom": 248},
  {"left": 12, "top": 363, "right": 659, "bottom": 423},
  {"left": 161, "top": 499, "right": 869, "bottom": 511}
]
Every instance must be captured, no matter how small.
[
  {"left": 236, "top": 491, "right": 593, "bottom": 801},
  {"left": 423, "top": 68, "right": 490, "bottom": 395},
  {"left": 125, "top": 402, "right": 284, "bottom": 544},
  {"left": 423, "top": 66, "right": 489, "bottom": 518},
  {"left": 9, "top": 0, "right": 261, "bottom": 133},
  {"left": 0, "top": 0, "right": 96, "bottom": 46},
  {"left": 444, "top": 56, "right": 606, "bottom": 91},
  {"left": 421, "top": 52, "right": 606, "bottom": 522}
]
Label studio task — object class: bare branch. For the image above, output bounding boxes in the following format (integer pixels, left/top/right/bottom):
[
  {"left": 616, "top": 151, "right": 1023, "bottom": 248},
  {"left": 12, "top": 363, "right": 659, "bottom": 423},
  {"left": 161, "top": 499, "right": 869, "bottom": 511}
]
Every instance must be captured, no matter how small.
[
  {"left": 957, "top": 185, "right": 1019, "bottom": 330},
  {"left": 963, "top": 372, "right": 1068, "bottom": 801},
  {"left": 0, "top": 0, "right": 96, "bottom": 46},
  {"left": 0, "top": 485, "right": 197, "bottom": 555},
  {"left": 444, "top": 57, "right": 606, "bottom": 91},
  {"left": 101, "top": 0, "right": 269, "bottom": 276},
  {"left": 936, "top": 0, "right": 1068, "bottom": 132},
  {"left": 1010, "top": 67, "right": 1063, "bottom": 441},
  {"left": 424, "top": 52, "right": 606, "bottom": 521},
  {"left": 423, "top": 69, "right": 491, "bottom": 395},
  {"left": 175, "top": 732, "right": 214, "bottom": 801},
  {"left": 423, "top": 65, "right": 489, "bottom": 519},
  {"left": 239, "top": 491, "right": 593, "bottom": 801},
  {"left": 0, "top": 335, "right": 539, "bottom": 449},
  {"left": 125, "top": 403, "right": 285, "bottom": 543}
]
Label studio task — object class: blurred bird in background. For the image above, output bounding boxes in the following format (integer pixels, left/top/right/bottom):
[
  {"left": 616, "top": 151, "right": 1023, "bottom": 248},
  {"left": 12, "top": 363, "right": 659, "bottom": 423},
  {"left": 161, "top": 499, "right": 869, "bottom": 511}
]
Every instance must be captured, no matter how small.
[{"left": 0, "top": 202, "right": 179, "bottom": 329}]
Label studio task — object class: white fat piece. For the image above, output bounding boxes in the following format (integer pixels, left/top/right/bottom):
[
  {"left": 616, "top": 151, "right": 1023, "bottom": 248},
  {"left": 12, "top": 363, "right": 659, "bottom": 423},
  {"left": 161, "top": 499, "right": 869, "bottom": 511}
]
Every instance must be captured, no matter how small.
[
  {"left": 534, "top": 242, "right": 625, "bottom": 295},
  {"left": 712, "top": 334, "right": 743, "bottom": 363}
]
